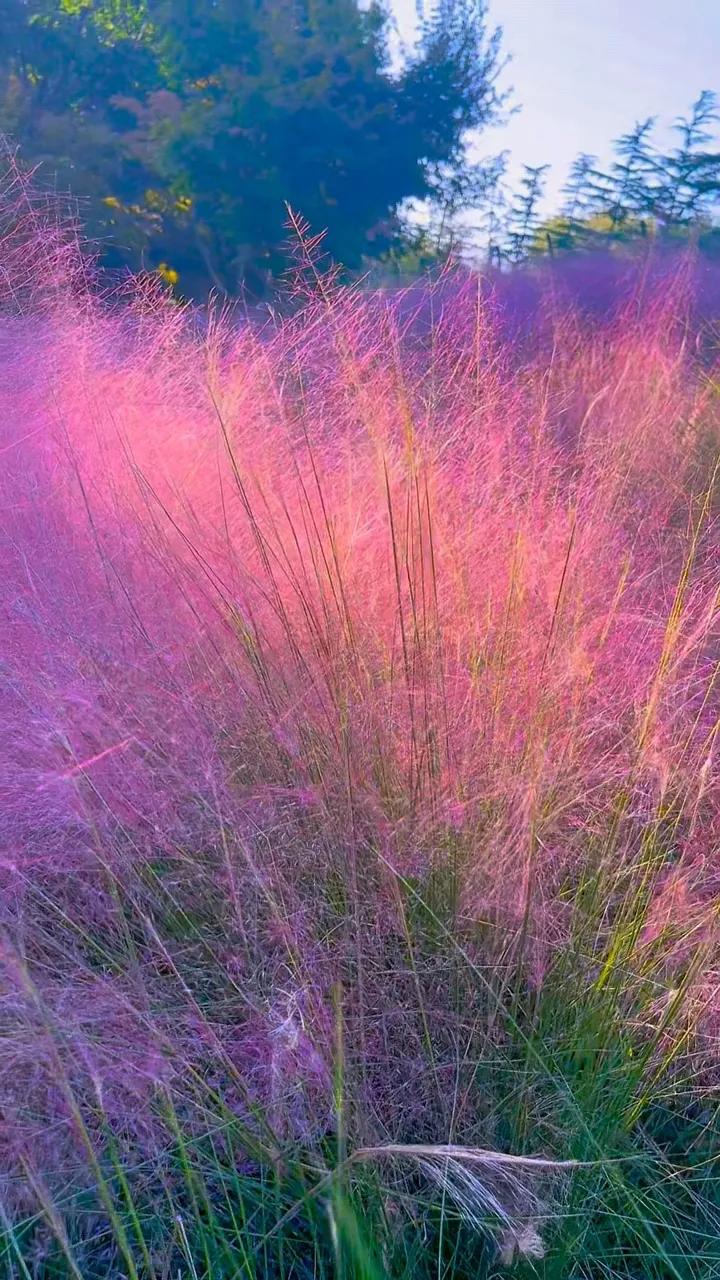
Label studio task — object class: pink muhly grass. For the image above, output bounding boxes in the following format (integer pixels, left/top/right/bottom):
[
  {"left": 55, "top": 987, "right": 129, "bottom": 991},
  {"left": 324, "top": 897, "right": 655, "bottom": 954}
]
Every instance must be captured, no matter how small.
[{"left": 1, "top": 164, "right": 720, "bottom": 1234}]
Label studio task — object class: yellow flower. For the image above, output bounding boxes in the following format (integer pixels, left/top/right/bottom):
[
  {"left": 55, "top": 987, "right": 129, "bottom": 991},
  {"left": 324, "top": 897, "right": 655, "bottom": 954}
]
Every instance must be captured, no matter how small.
[{"left": 157, "top": 263, "right": 179, "bottom": 287}]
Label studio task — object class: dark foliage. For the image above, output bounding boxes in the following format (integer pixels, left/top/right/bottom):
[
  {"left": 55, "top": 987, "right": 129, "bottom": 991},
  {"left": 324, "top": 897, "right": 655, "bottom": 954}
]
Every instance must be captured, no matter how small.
[{"left": 0, "top": 0, "right": 506, "bottom": 296}]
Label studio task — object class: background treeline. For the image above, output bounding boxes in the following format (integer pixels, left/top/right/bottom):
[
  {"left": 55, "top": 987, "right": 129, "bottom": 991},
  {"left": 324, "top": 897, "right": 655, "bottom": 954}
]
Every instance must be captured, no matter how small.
[
  {"left": 0, "top": 0, "right": 506, "bottom": 296},
  {"left": 1, "top": 0, "right": 719, "bottom": 298},
  {"left": 497, "top": 92, "right": 720, "bottom": 267}
]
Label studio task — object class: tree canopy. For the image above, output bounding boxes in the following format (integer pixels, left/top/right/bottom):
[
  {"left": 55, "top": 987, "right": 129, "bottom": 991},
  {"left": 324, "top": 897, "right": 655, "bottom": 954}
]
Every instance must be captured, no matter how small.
[{"left": 0, "top": 0, "right": 506, "bottom": 296}]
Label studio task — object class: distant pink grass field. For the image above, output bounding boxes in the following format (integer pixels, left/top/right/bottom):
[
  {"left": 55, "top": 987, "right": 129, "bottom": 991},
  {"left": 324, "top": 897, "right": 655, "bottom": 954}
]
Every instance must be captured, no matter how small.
[{"left": 2, "top": 172, "right": 720, "bottom": 1201}]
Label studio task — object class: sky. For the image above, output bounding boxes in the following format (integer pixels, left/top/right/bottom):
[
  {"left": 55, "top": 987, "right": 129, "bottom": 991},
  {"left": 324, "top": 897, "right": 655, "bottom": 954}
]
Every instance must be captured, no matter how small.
[{"left": 391, "top": 0, "right": 720, "bottom": 212}]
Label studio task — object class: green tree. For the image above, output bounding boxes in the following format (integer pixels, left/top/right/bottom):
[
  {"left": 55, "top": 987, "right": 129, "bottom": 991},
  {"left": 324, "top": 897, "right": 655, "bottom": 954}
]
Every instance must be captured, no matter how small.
[
  {"left": 504, "top": 163, "right": 549, "bottom": 262},
  {"left": 0, "top": 0, "right": 506, "bottom": 296}
]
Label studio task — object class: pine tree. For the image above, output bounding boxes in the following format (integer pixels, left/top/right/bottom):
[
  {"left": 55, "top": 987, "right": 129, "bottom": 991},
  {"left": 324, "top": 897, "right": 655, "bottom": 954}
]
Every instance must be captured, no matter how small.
[{"left": 504, "top": 164, "right": 549, "bottom": 261}]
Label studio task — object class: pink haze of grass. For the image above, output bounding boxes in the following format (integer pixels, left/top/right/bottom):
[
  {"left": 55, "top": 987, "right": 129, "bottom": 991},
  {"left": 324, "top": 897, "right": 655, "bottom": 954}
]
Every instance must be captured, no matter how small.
[{"left": 2, "top": 166, "right": 720, "bottom": 1198}]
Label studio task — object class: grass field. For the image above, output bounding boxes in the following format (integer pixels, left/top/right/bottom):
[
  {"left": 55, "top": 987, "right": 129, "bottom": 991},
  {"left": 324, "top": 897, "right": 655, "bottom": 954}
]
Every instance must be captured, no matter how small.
[{"left": 3, "top": 183, "right": 720, "bottom": 1278}]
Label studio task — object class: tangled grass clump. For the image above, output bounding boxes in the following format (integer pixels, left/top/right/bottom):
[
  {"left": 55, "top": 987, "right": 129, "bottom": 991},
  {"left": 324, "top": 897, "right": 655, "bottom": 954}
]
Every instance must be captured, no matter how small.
[{"left": 3, "top": 171, "right": 720, "bottom": 1277}]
